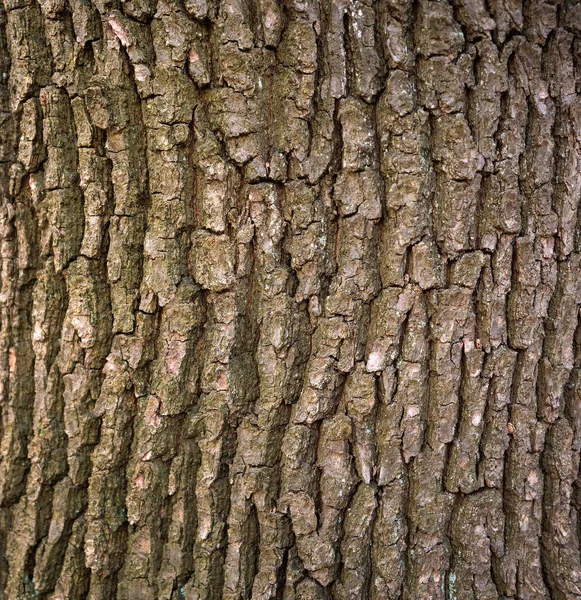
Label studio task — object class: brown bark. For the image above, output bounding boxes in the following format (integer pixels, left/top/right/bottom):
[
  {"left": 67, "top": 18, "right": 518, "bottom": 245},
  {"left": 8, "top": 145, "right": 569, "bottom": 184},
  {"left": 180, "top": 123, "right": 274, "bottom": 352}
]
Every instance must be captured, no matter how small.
[{"left": 1, "top": 0, "right": 581, "bottom": 598}]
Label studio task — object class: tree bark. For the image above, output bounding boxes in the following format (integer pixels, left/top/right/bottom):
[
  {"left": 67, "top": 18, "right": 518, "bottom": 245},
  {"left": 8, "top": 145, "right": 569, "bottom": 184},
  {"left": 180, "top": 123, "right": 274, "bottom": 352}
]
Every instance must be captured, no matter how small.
[{"left": 1, "top": 0, "right": 581, "bottom": 598}]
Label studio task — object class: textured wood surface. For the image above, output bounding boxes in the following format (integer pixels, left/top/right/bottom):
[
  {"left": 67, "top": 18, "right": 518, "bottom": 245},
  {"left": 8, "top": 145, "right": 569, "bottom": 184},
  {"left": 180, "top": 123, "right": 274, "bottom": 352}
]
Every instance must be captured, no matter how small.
[{"left": 1, "top": 0, "right": 581, "bottom": 598}]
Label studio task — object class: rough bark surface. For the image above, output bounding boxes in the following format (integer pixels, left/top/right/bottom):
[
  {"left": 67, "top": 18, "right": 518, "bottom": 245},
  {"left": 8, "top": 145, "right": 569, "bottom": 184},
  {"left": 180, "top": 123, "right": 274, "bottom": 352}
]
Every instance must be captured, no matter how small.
[{"left": 1, "top": 0, "right": 581, "bottom": 598}]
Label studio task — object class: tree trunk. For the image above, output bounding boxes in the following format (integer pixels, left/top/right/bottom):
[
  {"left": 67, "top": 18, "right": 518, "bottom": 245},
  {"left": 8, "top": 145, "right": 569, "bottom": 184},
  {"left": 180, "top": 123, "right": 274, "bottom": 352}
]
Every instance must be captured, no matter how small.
[{"left": 1, "top": 0, "right": 581, "bottom": 598}]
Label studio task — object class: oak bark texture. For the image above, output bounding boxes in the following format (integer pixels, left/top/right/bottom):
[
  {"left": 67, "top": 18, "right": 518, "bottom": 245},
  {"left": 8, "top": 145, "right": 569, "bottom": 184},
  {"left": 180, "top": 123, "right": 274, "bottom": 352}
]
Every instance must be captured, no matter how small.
[{"left": 1, "top": 0, "right": 581, "bottom": 598}]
